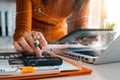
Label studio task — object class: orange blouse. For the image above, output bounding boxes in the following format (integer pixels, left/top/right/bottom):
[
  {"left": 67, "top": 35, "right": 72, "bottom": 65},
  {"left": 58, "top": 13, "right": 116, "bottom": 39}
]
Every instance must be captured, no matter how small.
[{"left": 14, "top": 0, "right": 89, "bottom": 42}]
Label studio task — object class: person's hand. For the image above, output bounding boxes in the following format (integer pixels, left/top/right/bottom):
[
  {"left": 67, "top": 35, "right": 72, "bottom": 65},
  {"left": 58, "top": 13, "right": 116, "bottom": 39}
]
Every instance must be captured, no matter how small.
[{"left": 13, "top": 31, "right": 47, "bottom": 56}]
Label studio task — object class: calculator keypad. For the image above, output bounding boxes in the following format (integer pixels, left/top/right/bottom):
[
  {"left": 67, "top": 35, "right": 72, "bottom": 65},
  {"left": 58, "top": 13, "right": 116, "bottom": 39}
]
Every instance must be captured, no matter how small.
[
  {"left": 22, "top": 52, "right": 63, "bottom": 66},
  {"left": 0, "top": 52, "right": 63, "bottom": 66}
]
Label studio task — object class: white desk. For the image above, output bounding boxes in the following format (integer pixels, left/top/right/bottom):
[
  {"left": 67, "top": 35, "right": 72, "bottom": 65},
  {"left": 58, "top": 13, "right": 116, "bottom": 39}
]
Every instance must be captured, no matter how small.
[
  {"left": 41, "top": 62, "right": 120, "bottom": 80},
  {"left": 0, "top": 37, "right": 120, "bottom": 80}
]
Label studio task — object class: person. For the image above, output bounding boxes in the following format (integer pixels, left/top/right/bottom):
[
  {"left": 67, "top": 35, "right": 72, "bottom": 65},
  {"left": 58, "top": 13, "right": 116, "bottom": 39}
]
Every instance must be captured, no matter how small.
[{"left": 13, "top": 0, "right": 90, "bottom": 56}]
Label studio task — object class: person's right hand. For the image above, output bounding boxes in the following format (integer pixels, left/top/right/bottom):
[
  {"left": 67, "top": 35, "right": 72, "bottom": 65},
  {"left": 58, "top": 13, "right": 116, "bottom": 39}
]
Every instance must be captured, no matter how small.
[{"left": 13, "top": 31, "right": 47, "bottom": 56}]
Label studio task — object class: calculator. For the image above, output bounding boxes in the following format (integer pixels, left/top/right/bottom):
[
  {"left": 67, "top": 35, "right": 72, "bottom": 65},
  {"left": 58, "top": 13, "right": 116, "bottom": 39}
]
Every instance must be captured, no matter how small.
[
  {"left": 0, "top": 52, "right": 63, "bottom": 67},
  {"left": 22, "top": 52, "right": 63, "bottom": 66}
]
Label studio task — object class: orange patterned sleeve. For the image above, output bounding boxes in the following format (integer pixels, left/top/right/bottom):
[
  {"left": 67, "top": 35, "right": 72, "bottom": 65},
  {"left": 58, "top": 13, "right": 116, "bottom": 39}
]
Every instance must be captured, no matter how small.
[{"left": 13, "top": 0, "right": 32, "bottom": 41}]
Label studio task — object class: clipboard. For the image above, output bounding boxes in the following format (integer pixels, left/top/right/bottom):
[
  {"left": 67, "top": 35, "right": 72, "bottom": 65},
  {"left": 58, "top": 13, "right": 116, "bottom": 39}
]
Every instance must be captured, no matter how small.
[
  {"left": 0, "top": 58, "right": 92, "bottom": 80},
  {"left": 1, "top": 67, "right": 91, "bottom": 80}
]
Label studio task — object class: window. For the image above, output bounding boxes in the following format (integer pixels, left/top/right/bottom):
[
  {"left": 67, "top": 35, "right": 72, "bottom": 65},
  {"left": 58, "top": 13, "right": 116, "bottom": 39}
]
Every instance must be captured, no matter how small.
[{"left": 87, "top": 0, "right": 120, "bottom": 30}]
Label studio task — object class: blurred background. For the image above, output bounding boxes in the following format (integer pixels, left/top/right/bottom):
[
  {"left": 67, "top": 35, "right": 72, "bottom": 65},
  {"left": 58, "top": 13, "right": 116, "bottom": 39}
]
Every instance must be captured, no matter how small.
[
  {"left": 0, "top": 0, "right": 15, "bottom": 37},
  {"left": 0, "top": 0, "right": 120, "bottom": 41}
]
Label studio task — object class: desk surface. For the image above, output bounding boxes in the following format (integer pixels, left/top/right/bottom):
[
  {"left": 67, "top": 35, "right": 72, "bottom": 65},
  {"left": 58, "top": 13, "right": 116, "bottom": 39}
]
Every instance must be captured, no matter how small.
[{"left": 0, "top": 37, "right": 120, "bottom": 80}]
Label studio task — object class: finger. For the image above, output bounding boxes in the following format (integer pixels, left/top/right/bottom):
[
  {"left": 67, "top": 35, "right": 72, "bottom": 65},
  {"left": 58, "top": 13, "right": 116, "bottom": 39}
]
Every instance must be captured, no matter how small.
[
  {"left": 34, "top": 47, "right": 42, "bottom": 57},
  {"left": 18, "top": 37, "right": 34, "bottom": 53},
  {"left": 37, "top": 32, "right": 47, "bottom": 48},
  {"left": 31, "top": 31, "right": 38, "bottom": 40},
  {"left": 13, "top": 41, "right": 25, "bottom": 52},
  {"left": 23, "top": 32, "right": 35, "bottom": 48},
  {"left": 31, "top": 31, "right": 47, "bottom": 49}
]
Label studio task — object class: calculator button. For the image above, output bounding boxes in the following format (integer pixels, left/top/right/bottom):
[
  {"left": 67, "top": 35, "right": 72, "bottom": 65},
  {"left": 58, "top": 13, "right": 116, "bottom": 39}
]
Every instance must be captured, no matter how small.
[
  {"left": 5, "top": 56, "right": 10, "bottom": 59},
  {"left": 0, "top": 56, "right": 4, "bottom": 59},
  {"left": 10, "top": 55, "right": 14, "bottom": 59}
]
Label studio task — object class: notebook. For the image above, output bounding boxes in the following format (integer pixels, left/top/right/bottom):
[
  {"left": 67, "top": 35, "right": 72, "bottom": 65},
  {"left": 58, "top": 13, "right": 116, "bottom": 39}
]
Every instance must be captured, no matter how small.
[{"left": 59, "top": 34, "right": 120, "bottom": 64}]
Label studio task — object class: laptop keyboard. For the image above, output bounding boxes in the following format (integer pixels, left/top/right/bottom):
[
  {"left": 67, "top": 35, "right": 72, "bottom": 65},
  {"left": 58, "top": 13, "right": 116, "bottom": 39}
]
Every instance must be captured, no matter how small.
[{"left": 72, "top": 51, "right": 99, "bottom": 57}]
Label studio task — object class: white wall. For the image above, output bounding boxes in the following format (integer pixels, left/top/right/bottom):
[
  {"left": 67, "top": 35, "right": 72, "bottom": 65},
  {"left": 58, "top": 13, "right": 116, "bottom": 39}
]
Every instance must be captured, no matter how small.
[
  {"left": 0, "top": 0, "right": 16, "bottom": 11},
  {"left": 87, "top": 0, "right": 103, "bottom": 29}
]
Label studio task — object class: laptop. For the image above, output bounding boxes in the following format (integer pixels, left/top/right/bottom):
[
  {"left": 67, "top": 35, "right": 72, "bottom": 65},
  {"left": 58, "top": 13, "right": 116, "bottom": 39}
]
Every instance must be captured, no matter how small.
[{"left": 58, "top": 33, "right": 120, "bottom": 64}]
